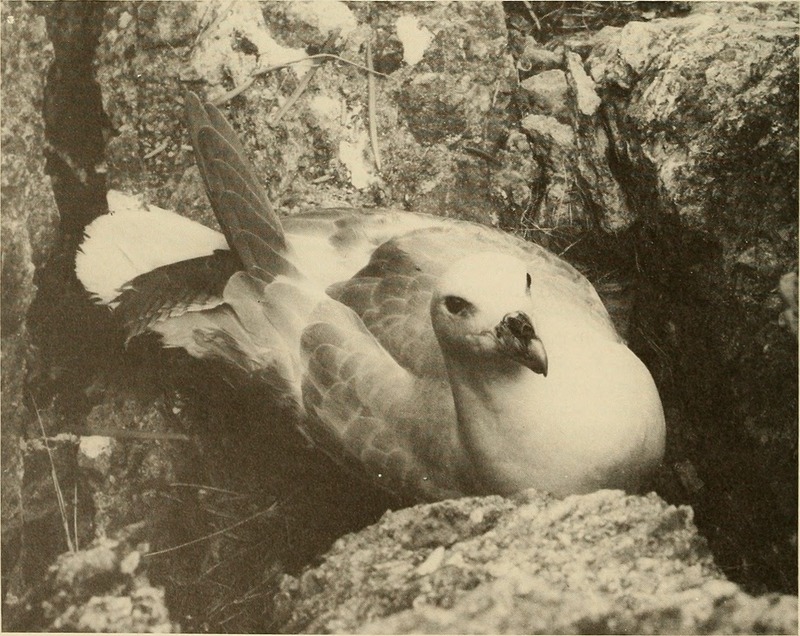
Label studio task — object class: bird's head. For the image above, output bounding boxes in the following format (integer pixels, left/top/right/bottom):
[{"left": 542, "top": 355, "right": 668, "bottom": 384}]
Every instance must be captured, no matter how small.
[{"left": 431, "top": 252, "right": 548, "bottom": 376}]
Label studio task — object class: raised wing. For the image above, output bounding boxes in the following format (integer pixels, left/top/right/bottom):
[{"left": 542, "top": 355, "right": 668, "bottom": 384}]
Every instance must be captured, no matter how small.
[{"left": 185, "top": 93, "right": 298, "bottom": 283}]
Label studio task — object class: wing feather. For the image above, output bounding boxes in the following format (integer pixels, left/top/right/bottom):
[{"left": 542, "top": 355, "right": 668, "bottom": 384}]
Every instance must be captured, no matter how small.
[
  {"left": 299, "top": 299, "right": 473, "bottom": 500},
  {"left": 114, "top": 251, "right": 240, "bottom": 342},
  {"left": 185, "top": 93, "right": 287, "bottom": 280}
]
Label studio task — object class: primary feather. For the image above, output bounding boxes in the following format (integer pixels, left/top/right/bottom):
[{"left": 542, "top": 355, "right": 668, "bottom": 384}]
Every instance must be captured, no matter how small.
[{"left": 76, "top": 93, "right": 665, "bottom": 501}]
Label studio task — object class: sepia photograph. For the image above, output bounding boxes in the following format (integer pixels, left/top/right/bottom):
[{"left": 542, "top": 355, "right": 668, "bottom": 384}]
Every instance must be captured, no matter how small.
[{"left": 1, "top": 0, "right": 797, "bottom": 632}]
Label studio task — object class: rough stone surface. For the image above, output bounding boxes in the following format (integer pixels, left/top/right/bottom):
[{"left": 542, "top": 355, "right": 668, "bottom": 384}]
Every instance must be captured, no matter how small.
[
  {"left": 517, "top": 37, "right": 562, "bottom": 73},
  {"left": 79, "top": 394, "right": 184, "bottom": 538},
  {"left": 40, "top": 532, "right": 177, "bottom": 632},
  {"left": 519, "top": 69, "right": 570, "bottom": 122},
  {"left": 275, "top": 490, "right": 797, "bottom": 634},
  {"left": 10, "top": 1, "right": 796, "bottom": 632},
  {"left": 588, "top": 9, "right": 798, "bottom": 593},
  {"left": 566, "top": 51, "right": 633, "bottom": 233},
  {"left": 0, "top": 1, "right": 57, "bottom": 623},
  {"left": 95, "top": 0, "right": 516, "bottom": 226}
]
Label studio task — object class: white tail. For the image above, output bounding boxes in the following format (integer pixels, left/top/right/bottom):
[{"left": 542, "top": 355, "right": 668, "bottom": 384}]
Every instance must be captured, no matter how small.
[{"left": 75, "top": 190, "right": 229, "bottom": 305}]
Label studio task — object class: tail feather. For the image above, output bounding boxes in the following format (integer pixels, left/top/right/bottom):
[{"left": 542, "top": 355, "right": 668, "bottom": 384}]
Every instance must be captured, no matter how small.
[
  {"left": 76, "top": 190, "right": 229, "bottom": 305},
  {"left": 76, "top": 94, "right": 311, "bottom": 399}
]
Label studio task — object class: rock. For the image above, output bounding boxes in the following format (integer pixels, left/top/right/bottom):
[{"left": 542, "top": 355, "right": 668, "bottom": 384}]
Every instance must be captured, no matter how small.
[
  {"left": 95, "top": 0, "right": 516, "bottom": 225},
  {"left": 41, "top": 532, "right": 177, "bottom": 632},
  {"left": 80, "top": 396, "right": 184, "bottom": 539},
  {"left": 515, "top": 113, "right": 577, "bottom": 230},
  {"left": 566, "top": 51, "right": 634, "bottom": 233},
  {"left": 275, "top": 490, "right": 798, "bottom": 634},
  {"left": 588, "top": 10, "right": 798, "bottom": 593},
  {"left": 511, "top": 52, "right": 636, "bottom": 235},
  {"left": 517, "top": 37, "right": 562, "bottom": 73},
  {"left": 566, "top": 51, "right": 600, "bottom": 117},
  {"left": 0, "top": 3, "right": 57, "bottom": 608},
  {"left": 519, "top": 69, "right": 570, "bottom": 121}
]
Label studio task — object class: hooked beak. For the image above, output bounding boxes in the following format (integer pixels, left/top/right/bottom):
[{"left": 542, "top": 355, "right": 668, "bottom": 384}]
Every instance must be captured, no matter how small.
[{"left": 494, "top": 311, "right": 548, "bottom": 376}]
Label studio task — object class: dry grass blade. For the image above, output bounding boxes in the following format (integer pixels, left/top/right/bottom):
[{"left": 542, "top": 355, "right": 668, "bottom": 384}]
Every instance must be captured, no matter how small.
[
  {"left": 271, "top": 64, "right": 315, "bottom": 124},
  {"left": 31, "top": 395, "right": 76, "bottom": 553},
  {"left": 273, "top": 31, "right": 339, "bottom": 124},
  {"left": 521, "top": 0, "right": 542, "bottom": 30},
  {"left": 169, "top": 482, "right": 248, "bottom": 498},
  {"left": 143, "top": 498, "right": 280, "bottom": 558},
  {"left": 366, "top": 35, "right": 382, "bottom": 172},
  {"left": 73, "top": 481, "right": 79, "bottom": 552},
  {"left": 143, "top": 141, "right": 169, "bottom": 160},
  {"left": 213, "top": 53, "right": 389, "bottom": 106}
]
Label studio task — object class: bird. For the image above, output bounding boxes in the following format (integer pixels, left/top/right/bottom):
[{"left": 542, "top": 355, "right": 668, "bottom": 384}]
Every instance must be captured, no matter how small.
[{"left": 76, "top": 92, "right": 665, "bottom": 502}]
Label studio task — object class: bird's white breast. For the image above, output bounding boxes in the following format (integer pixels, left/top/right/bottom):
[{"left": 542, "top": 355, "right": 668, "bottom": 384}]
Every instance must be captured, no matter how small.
[{"left": 450, "top": 334, "right": 664, "bottom": 497}]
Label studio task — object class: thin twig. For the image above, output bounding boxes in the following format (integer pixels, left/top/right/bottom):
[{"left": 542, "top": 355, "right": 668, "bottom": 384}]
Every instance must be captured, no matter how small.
[
  {"left": 310, "top": 174, "right": 334, "bottom": 184},
  {"left": 169, "top": 482, "right": 247, "bottom": 497},
  {"left": 271, "top": 62, "right": 316, "bottom": 123},
  {"left": 143, "top": 141, "right": 169, "bottom": 160},
  {"left": 32, "top": 396, "right": 75, "bottom": 553},
  {"left": 73, "top": 482, "right": 79, "bottom": 552},
  {"left": 143, "top": 499, "right": 279, "bottom": 558},
  {"left": 212, "top": 77, "right": 256, "bottom": 106},
  {"left": 366, "top": 36, "right": 382, "bottom": 172},
  {"left": 558, "top": 236, "right": 583, "bottom": 257},
  {"left": 522, "top": 0, "right": 542, "bottom": 30},
  {"left": 213, "top": 53, "right": 389, "bottom": 106},
  {"left": 463, "top": 146, "right": 502, "bottom": 167}
]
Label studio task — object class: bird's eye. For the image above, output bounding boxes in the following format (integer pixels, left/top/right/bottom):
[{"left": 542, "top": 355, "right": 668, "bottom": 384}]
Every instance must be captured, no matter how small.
[
  {"left": 526, "top": 272, "right": 532, "bottom": 292},
  {"left": 444, "top": 295, "right": 472, "bottom": 316}
]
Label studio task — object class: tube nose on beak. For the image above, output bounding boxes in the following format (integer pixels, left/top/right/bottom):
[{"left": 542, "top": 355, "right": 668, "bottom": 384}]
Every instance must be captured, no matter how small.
[
  {"left": 504, "top": 311, "right": 536, "bottom": 343},
  {"left": 497, "top": 311, "right": 548, "bottom": 376}
]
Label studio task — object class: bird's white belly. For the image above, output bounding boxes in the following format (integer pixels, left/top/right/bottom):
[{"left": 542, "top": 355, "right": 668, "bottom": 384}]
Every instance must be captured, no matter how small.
[{"left": 455, "top": 342, "right": 665, "bottom": 497}]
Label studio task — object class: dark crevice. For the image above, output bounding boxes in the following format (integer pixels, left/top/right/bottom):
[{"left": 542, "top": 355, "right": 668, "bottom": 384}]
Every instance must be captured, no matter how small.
[
  {"left": 27, "top": 2, "right": 113, "bottom": 424},
  {"left": 5, "top": 5, "right": 111, "bottom": 629},
  {"left": 600, "top": 96, "right": 797, "bottom": 595}
]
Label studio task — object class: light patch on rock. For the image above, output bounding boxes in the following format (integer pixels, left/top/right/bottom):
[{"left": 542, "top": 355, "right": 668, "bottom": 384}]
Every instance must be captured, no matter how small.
[
  {"left": 79, "top": 435, "right": 113, "bottom": 460},
  {"left": 566, "top": 52, "right": 601, "bottom": 116},
  {"left": 307, "top": 94, "right": 377, "bottom": 189},
  {"left": 191, "top": 2, "right": 310, "bottom": 88},
  {"left": 614, "top": 21, "right": 666, "bottom": 78},
  {"left": 521, "top": 114, "right": 575, "bottom": 147},
  {"left": 308, "top": 94, "right": 344, "bottom": 133},
  {"left": 339, "top": 134, "right": 378, "bottom": 189},
  {"left": 117, "top": 11, "right": 132, "bottom": 30},
  {"left": 285, "top": 0, "right": 357, "bottom": 38},
  {"left": 396, "top": 15, "right": 435, "bottom": 66},
  {"left": 416, "top": 545, "right": 446, "bottom": 576},
  {"left": 119, "top": 550, "right": 141, "bottom": 575}
]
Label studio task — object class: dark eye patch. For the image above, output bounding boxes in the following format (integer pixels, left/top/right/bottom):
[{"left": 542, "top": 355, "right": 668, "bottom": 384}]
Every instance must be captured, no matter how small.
[
  {"left": 526, "top": 272, "right": 532, "bottom": 291},
  {"left": 444, "top": 295, "right": 472, "bottom": 316}
]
